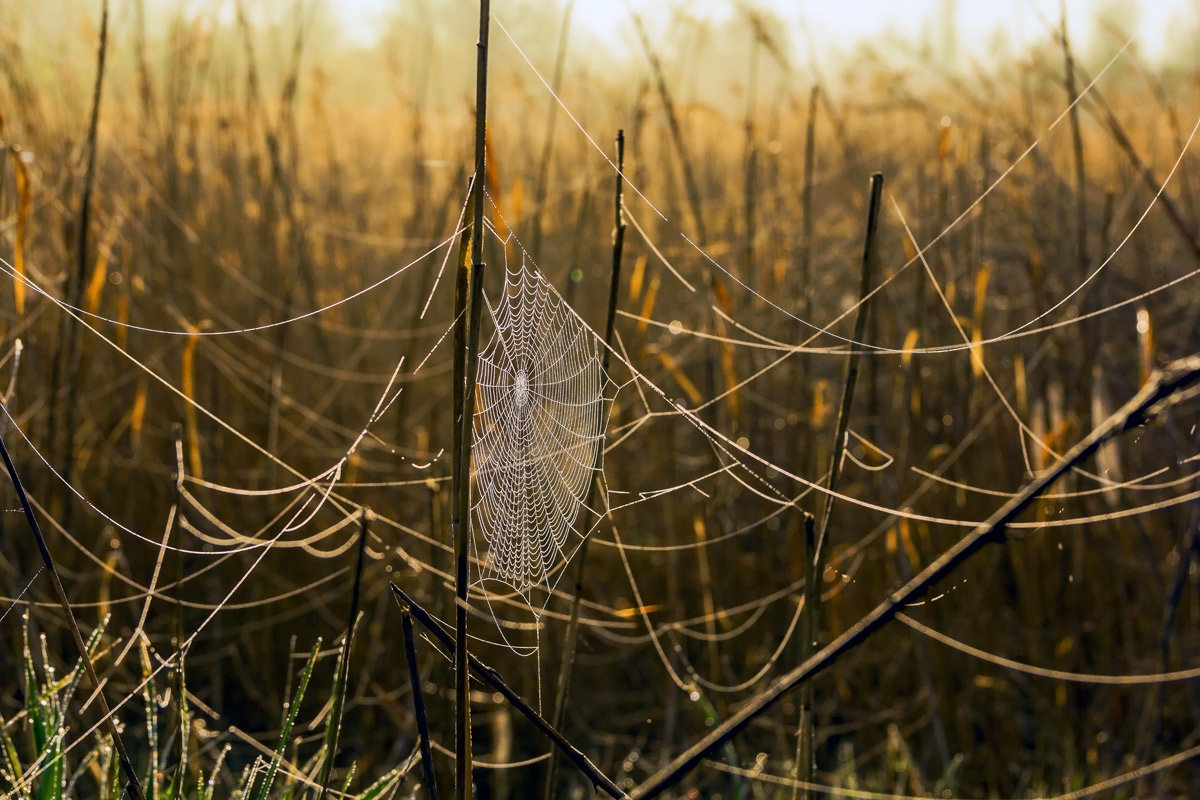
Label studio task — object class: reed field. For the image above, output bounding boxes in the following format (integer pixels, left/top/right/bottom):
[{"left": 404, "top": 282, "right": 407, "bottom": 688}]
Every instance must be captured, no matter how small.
[{"left": 1, "top": 1, "right": 1199, "bottom": 798}]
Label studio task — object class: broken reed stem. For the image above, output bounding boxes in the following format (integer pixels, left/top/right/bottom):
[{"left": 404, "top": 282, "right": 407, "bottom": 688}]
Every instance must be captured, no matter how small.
[
  {"left": 451, "top": 2, "right": 492, "bottom": 797},
  {"left": 315, "top": 508, "right": 369, "bottom": 800},
  {"left": 542, "top": 129, "right": 628, "bottom": 800},
  {"left": 390, "top": 584, "right": 627, "bottom": 800},
  {"left": 812, "top": 173, "right": 884, "bottom": 562},
  {"left": 629, "top": 356, "right": 1200, "bottom": 799},
  {"left": 0, "top": 407, "right": 147, "bottom": 800},
  {"left": 401, "top": 602, "right": 440, "bottom": 800},
  {"left": 795, "top": 171, "right": 883, "bottom": 798}
]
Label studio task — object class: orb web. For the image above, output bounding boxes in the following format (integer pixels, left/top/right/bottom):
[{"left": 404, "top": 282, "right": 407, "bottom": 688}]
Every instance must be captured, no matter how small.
[{"left": 472, "top": 261, "right": 608, "bottom": 599}]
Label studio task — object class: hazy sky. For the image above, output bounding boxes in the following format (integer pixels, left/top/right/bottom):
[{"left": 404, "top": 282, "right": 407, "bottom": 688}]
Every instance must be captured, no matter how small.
[{"left": 334, "top": 0, "right": 1193, "bottom": 59}]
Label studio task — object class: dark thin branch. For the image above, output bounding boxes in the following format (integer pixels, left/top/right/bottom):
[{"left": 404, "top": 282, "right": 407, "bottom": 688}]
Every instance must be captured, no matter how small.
[
  {"left": 630, "top": 355, "right": 1200, "bottom": 799},
  {"left": 49, "top": 0, "right": 109, "bottom": 528},
  {"left": 454, "top": 0, "right": 493, "bottom": 793},
  {"left": 401, "top": 603, "right": 440, "bottom": 800},
  {"left": 389, "top": 583, "right": 627, "bottom": 800},
  {"left": 0, "top": 406, "right": 147, "bottom": 800}
]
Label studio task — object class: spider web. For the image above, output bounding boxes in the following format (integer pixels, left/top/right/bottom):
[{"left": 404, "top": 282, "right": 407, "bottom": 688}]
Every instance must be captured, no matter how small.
[{"left": 471, "top": 258, "right": 611, "bottom": 602}]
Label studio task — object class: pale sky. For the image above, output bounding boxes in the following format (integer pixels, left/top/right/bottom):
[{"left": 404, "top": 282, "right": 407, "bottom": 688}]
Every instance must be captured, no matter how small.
[{"left": 334, "top": 0, "right": 1194, "bottom": 61}]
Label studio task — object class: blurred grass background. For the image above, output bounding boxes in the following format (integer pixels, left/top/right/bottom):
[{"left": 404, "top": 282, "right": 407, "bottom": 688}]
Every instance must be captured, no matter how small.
[{"left": 1, "top": 1, "right": 1199, "bottom": 797}]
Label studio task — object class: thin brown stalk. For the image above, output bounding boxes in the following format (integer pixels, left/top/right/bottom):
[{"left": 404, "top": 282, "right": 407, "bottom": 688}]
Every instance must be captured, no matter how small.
[
  {"left": 1059, "top": 2, "right": 1088, "bottom": 280},
  {"left": 1087, "top": 85, "right": 1200, "bottom": 264},
  {"left": 800, "top": 86, "right": 818, "bottom": 325},
  {"left": 631, "top": 12, "right": 707, "bottom": 244}
]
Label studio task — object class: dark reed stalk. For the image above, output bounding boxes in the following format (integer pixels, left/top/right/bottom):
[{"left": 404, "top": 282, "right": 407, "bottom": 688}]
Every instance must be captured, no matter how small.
[
  {"left": 630, "top": 355, "right": 1200, "bottom": 799},
  {"left": 390, "top": 584, "right": 627, "bottom": 800},
  {"left": 452, "top": 3, "right": 492, "bottom": 796},
  {"left": 0, "top": 407, "right": 147, "bottom": 800},
  {"left": 791, "top": 512, "right": 815, "bottom": 800},
  {"left": 401, "top": 602, "right": 440, "bottom": 800},
  {"left": 315, "top": 508, "right": 370, "bottom": 800},
  {"left": 797, "top": 178, "right": 886, "bottom": 800},
  {"left": 542, "top": 129, "right": 627, "bottom": 800},
  {"left": 812, "top": 173, "right": 884, "bottom": 564},
  {"left": 48, "top": 0, "right": 108, "bottom": 529}
]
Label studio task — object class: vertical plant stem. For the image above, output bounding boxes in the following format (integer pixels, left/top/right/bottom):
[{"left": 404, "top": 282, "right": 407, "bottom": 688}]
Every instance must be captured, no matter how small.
[
  {"left": 529, "top": 0, "right": 576, "bottom": 263},
  {"left": 0, "top": 409, "right": 146, "bottom": 800},
  {"left": 1059, "top": 2, "right": 1088, "bottom": 282},
  {"left": 452, "top": 3, "right": 492, "bottom": 797},
  {"left": 796, "top": 173, "right": 883, "bottom": 799},
  {"left": 812, "top": 173, "right": 884, "bottom": 565},
  {"left": 792, "top": 512, "right": 815, "bottom": 800},
  {"left": 49, "top": 0, "right": 108, "bottom": 529},
  {"left": 742, "top": 31, "right": 759, "bottom": 279},
  {"left": 401, "top": 605, "right": 440, "bottom": 800},
  {"left": 631, "top": 13, "right": 707, "bottom": 245},
  {"left": 542, "top": 130, "right": 627, "bottom": 800},
  {"left": 800, "top": 86, "right": 818, "bottom": 326},
  {"left": 316, "top": 508, "right": 370, "bottom": 800}
]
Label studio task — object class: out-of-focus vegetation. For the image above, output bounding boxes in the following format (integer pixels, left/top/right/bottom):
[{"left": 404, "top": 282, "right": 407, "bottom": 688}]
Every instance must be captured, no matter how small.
[{"left": 2, "top": 1, "right": 1199, "bottom": 798}]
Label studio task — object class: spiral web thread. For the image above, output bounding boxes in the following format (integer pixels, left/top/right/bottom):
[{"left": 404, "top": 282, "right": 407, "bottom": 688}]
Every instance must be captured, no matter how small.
[{"left": 471, "top": 258, "right": 610, "bottom": 605}]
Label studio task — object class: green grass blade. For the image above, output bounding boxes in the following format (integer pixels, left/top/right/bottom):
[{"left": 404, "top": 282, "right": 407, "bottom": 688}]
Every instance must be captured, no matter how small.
[{"left": 251, "top": 639, "right": 321, "bottom": 800}]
